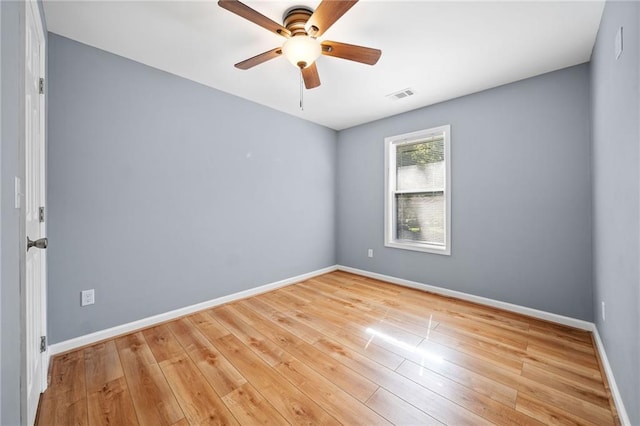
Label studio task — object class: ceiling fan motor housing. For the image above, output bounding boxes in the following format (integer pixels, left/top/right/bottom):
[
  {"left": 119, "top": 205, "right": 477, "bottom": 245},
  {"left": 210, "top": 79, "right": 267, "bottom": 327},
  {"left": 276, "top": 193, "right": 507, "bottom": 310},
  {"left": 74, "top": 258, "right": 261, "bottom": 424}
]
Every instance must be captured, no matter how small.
[{"left": 283, "top": 7, "right": 314, "bottom": 37}]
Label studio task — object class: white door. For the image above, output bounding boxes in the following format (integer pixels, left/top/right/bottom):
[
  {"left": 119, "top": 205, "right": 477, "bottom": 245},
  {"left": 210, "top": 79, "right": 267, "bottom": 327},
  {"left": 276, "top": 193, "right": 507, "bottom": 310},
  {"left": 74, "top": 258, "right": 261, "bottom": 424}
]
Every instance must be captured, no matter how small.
[{"left": 24, "top": 0, "right": 47, "bottom": 424}]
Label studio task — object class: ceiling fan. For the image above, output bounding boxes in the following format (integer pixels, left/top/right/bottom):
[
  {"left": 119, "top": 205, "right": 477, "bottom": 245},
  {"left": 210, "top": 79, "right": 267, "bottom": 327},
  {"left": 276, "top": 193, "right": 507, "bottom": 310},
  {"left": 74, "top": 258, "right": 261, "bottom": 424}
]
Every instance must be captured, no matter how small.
[{"left": 218, "top": 0, "right": 382, "bottom": 90}]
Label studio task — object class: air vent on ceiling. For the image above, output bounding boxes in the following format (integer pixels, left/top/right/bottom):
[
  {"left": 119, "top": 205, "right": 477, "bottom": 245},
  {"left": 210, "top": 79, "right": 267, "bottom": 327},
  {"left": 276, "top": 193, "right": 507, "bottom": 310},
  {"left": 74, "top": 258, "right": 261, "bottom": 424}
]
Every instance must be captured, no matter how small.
[{"left": 386, "top": 88, "right": 416, "bottom": 101}]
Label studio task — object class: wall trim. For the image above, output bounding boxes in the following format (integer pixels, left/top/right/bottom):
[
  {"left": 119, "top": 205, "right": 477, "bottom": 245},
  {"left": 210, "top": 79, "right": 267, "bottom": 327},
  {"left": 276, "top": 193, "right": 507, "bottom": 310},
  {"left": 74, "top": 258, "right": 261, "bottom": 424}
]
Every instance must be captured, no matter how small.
[
  {"left": 337, "top": 265, "right": 593, "bottom": 330},
  {"left": 48, "top": 265, "right": 338, "bottom": 356},
  {"left": 592, "top": 327, "right": 632, "bottom": 426}
]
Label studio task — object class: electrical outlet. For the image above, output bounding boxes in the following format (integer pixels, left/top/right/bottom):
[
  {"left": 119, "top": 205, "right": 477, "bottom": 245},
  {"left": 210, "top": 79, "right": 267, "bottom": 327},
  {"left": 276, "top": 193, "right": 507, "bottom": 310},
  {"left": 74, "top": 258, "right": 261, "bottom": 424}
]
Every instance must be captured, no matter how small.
[
  {"left": 81, "top": 289, "right": 95, "bottom": 307},
  {"left": 601, "top": 301, "right": 606, "bottom": 321},
  {"left": 367, "top": 249, "right": 374, "bottom": 258}
]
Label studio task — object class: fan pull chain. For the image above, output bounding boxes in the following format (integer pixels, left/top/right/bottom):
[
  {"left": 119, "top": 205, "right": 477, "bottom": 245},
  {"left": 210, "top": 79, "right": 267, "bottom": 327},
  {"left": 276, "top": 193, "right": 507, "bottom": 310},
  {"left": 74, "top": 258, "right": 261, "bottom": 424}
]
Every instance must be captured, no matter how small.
[{"left": 299, "top": 68, "right": 304, "bottom": 111}]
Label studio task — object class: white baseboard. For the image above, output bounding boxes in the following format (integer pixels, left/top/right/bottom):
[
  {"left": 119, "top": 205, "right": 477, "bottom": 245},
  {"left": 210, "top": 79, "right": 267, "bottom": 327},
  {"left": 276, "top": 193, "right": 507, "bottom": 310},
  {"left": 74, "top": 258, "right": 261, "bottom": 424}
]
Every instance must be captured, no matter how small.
[
  {"left": 337, "top": 265, "right": 593, "bottom": 330},
  {"left": 592, "top": 327, "right": 632, "bottom": 426},
  {"left": 48, "top": 265, "right": 338, "bottom": 356}
]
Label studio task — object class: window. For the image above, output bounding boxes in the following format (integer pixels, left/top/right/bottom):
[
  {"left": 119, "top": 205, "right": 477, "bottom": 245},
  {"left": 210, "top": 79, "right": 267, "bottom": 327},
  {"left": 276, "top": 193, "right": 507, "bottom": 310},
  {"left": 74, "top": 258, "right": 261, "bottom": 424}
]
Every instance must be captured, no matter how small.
[{"left": 385, "top": 125, "right": 451, "bottom": 255}]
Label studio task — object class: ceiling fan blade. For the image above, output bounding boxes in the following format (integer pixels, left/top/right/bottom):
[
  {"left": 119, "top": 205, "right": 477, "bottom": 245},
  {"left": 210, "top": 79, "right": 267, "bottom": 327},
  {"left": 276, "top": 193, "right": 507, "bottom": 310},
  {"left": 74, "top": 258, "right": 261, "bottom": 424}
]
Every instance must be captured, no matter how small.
[
  {"left": 321, "top": 41, "right": 381, "bottom": 65},
  {"left": 302, "top": 63, "right": 321, "bottom": 89},
  {"left": 218, "top": 0, "right": 291, "bottom": 38},
  {"left": 235, "top": 47, "right": 283, "bottom": 70},
  {"left": 305, "top": 1, "right": 358, "bottom": 37}
]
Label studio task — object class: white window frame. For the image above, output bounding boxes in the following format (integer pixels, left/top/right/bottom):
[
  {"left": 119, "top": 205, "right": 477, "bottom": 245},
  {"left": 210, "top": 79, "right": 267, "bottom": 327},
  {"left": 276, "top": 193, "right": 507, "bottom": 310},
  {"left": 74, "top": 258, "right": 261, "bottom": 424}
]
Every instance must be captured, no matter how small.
[{"left": 384, "top": 125, "right": 451, "bottom": 255}]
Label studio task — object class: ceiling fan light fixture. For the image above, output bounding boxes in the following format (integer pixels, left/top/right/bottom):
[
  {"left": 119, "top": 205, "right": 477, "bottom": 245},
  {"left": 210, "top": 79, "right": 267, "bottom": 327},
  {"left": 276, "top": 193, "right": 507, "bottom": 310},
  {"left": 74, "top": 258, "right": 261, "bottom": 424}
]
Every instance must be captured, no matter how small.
[{"left": 282, "top": 35, "right": 321, "bottom": 69}]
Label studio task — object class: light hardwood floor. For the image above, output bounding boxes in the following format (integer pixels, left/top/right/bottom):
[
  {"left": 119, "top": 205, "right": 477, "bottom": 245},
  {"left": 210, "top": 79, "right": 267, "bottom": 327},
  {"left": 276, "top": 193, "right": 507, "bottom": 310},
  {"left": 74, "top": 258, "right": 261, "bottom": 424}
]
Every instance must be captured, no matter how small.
[{"left": 37, "top": 271, "right": 620, "bottom": 425}]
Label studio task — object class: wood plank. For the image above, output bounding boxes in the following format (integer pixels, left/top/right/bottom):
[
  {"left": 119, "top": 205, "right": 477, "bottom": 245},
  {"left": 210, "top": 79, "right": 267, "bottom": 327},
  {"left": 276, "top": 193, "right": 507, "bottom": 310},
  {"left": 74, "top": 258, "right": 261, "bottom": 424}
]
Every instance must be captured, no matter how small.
[
  {"left": 528, "top": 321, "right": 593, "bottom": 345},
  {"left": 516, "top": 374, "right": 615, "bottom": 425},
  {"left": 142, "top": 321, "right": 240, "bottom": 424},
  {"left": 323, "top": 274, "right": 402, "bottom": 298},
  {"left": 421, "top": 330, "right": 606, "bottom": 425},
  {"left": 230, "top": 301, "right": 379, "bottom": 402},
  {"left": 425, "top": 327, "right": 525, "bottom": 373},
  {"left": 159, "top": 354, "right": 239, "bottom": 425},
  {"left": 213, "top": 333, "right": 340, "bottom": 425},
  {"left": 84, "top": 341, "right": 124, "bottom": 393},
  {"left": 87, "top": 377, "right": 138, "bottom": 426},
  {"left": 37, "top": 350, "right": 88, "bottom": 426},
  {"left": 270, "top": 288, "right": 428, "bottom": 363},
  {"left": 210, "top": 305, "right": 287, "bottom": 367},
  {"left": 527, "top": 342, "right": 599, "bottom": 370},
  {"left": 115, "top": 332, "right": 184, "bottom": 426},
  {"left": 391, "top": 291, "right": 533, "bottom": 337},
  {"left": 167, "top": 317, "right": 247, "bottom": 397},
  {"left": 221, "top": 383, "right": 289, "bottom": 425},
  {"left": 260, "top": 292, "right": 405, "bottom": 370},
  {"left": 424, "top": 309, "right": 529, "bottom": 350},
  {"left": 435, "top": 321, "right": 528, "bottom": 357},
  {"left": 38, "top": 396, "right": 88, "bottom": 426},
  {"left": 287, "top": 283, "right": 428, "bottom": 346},
  {"left": 300, "top": 279, "right": 441, "bottom": 341},
  {"left": 366, "top": 387, "right": 443, "bottom": 425},
  {"left": 241, "top": 296, "right": 321, "bottom": 344},
  {"left": 274, "top": 286, "right": 313, "bottom": 306},
  {"left": 516, "top": 393, "right": 600, "bottom": 426},
  {"left": 418, "top": 338, "right": 524, "bottom": 387},
  {"left": 396, "top": 359, "right": 543, "bottom": 425},
  {"left": 526, "top": 327, "right": 595, "bottom": 355},
  {"left": 274, "top": 357, "right": 390, "bottom": 425},
  {"left": 189, "top": 311, "right": 231, "bottom": 340},
  {"left": 522, "top": 361, "right": 610, "bottom": 408},
  {"left": 523, "top": 359, "right": 607, "bottom": 396},
  {"left": 47, "top": 350, "right": 87, "bottom": 402},
  {"left": 396, "top": 356, "right": 518, "bottom": 408},
  {"left": 525, "top": 345, "right": 602, "bottom": 380},
  {"left": 391, "top": 282, "right": 534, "bottom": 328},
  {"left": 142, "top": 324, "right": 184, "bottom": 363},
  {"left": 313, "top": 335, "right": 493, "bottom": 425},
  {"left": 419, "top": 334, "right": 609, "bottom": 424}
]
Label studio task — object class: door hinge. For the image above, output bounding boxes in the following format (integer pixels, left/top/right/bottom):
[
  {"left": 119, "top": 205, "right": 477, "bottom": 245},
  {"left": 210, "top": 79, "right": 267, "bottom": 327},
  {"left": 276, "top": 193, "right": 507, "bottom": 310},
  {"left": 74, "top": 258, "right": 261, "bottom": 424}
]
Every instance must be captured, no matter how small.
[
  {"left": 39, "top": 206, "right": 45, "bottom": 223},
  {"left": 40, "top": 336, "right": 47, "bottom": 353},
  {"left": 39, "top": 78, "right": 44, "bottom": 94}
]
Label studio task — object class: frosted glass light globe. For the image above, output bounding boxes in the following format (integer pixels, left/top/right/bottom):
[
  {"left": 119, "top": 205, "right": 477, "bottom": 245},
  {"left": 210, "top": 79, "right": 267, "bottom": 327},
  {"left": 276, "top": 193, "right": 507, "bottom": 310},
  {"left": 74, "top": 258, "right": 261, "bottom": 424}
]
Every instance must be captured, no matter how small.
[{"left": 282, "top": 36, "right": 321, "bottom": 69}]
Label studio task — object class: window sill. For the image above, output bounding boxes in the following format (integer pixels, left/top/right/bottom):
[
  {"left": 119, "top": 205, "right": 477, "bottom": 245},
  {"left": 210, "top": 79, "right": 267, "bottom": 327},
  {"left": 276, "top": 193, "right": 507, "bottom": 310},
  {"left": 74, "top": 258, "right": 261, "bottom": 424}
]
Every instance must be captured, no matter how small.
[{"left": 385, "top": 240, "right": 451, "bottom": 256}]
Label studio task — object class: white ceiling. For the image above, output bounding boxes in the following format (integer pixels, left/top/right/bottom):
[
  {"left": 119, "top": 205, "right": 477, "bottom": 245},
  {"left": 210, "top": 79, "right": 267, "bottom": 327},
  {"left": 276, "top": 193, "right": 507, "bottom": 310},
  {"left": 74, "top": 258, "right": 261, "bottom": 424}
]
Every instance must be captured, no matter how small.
[{"left": 43, "top": 0, "right": 604, "bottom": 130}]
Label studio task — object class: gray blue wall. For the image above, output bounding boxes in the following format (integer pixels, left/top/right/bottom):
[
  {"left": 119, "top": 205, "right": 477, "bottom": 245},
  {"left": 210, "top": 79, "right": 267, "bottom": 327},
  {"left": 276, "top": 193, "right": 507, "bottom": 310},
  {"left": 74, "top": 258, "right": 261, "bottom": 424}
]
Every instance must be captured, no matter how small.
[
  {"left": 47, "top": 34, "right": 337, "bottom": 344},
  {"left": 337, "top": 64, "right": 593, "bottom": 321},
  {"left": 591, "top": 1, "right": 640, "bottom": 423}
]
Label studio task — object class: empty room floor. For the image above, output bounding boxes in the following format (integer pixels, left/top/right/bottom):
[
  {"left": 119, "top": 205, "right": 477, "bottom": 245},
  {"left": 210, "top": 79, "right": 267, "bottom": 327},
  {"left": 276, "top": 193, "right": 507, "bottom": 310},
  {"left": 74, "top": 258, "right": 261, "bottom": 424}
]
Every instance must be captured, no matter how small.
[{"left": 37, "top": 271, "right": 619, "bottom": 425}]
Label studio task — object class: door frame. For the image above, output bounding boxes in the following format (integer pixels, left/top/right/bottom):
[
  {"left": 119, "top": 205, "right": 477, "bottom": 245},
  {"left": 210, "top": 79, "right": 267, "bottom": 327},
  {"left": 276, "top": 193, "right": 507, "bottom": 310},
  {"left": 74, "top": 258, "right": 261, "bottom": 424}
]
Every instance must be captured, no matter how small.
[{"left": 20, "top": 0, "right": 48, "bottom": 423}]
